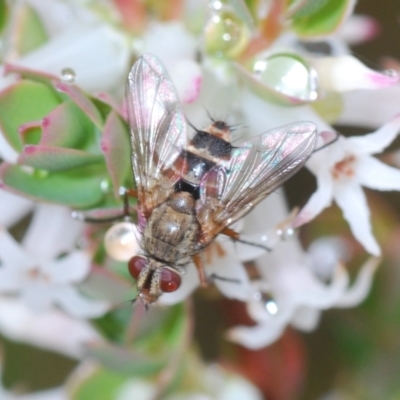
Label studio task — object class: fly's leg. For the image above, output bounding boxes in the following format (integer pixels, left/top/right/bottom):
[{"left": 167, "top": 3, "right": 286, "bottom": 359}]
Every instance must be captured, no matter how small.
[
  {"left": 220, "top": 227, "right": 272, "bottom": 252},
  {"left": 72, "top": 187, "right": 137, "bottom": 223},
  {"left": 219, "top": 208, "right": 299, "bottom": 252},
  {"left": 192, "top": 253, "right": 208, "bottom": 288}
]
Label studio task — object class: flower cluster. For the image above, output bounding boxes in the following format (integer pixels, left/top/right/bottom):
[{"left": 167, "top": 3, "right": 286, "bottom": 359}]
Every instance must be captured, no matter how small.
[{"left": 0, "top": 0, "right": 399, "bottom": 398}]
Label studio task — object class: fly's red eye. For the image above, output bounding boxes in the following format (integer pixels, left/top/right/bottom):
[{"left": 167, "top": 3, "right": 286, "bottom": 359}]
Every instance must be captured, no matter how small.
[
  {"left": 159, "top": 267, "right": 181, "bottom": 293},
  {"left": 128, "top": 256, "right": 147, "bottom": 280}
]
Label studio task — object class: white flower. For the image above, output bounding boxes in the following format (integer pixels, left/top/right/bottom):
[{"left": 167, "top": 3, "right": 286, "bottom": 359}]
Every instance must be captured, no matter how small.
[
  {"left": 0, "top": 190, "right": 33, "bottom": 228},
  {"left": 227, "top": 239, "right": 378, "bottom": 349},
  {"left": 0, "top": 204, "right": 109, "bottom": 318},
  {"left": 294, "top": 114, "right": 400, "bottom": 256},
  {"left": 339, "top": 86, "right": 400, "bottom": 129},
  {"left": 1, "top": 1, "right": 129, "bottom": 94},
  {"left": 0, "top": 298, "right": 102, "bottom": 358},
  {"left": 0, "top": 385, "right": 67, "bottom": 400},
  {"left": 311, "top": 55, "right": 398, "bottom": 92},
  {"left": 115, "top": 365, "right": 263, "bottom": 400},
  {"left": 141, "top": 22, "right": 203, "bottom": 104},
  {"left": 13, "top": 23, "right": 130, "bottom": 93}
]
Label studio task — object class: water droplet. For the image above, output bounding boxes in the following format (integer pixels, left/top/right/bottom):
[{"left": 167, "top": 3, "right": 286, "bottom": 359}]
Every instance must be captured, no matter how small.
[
  {"left": 204, "top": 6, "right": 250, "bottom": 58},
  {"left": 253, "top": 54, "right": 319, "bottom": 102},
  {"left": 61, "top": 67, "right": 76, "bottom": 84},
  {"left": 210, "top": 0, "right": 223, "bottom": 11},
  {"left": 254, "top": 291, "right": 278, "bottom": 316},
  {"left": 384, "top": 68, "right": 398, "bottom": 78},
  {"left": 104, "top": 222, "right": 140, "bottom": 262},
  {"left": 100, "top": 179, "right": 110, "bottom": 192}
]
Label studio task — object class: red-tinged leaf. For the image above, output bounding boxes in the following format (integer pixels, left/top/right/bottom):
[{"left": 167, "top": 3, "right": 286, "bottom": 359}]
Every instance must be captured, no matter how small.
[
  {"left": 95, "top": 92, "right": 125, "bottom": 118},
  {"left": 0, "top": 80, "right": 60, "bottom": 151},
  {"left": 4, "top": 63, "right": 60, "bottom": 89},
  {"left": 54, "top": 81, "right": 103, "bottom": 127},
  {"left": 18, "top": 120, "right": 42, "bottom": 145},
  {"left": 18, "top": 145, "right": 104, "bottom": 172},
  {"left": 0, "top": 163, "right": 105, "bottom": 208},
  {"left": 100, "top": 112, "right": 132, "bottom": 198},
  {"left": 40, "top": 101, "right": 94, "bottom": 148}
]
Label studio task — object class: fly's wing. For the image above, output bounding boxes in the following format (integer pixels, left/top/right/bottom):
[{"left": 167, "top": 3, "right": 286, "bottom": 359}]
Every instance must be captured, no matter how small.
[
  {"left": 197, "top": 122, "right": 317, "bottom": 244},
  {"left": 126, "top": 53, "right": 187, "bottom": 218}
]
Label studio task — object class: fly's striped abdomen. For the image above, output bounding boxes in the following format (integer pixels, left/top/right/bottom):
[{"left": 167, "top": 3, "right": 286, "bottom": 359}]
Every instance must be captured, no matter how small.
[{"left": 172, "top": 122, "right": 234, "bottom": 195}]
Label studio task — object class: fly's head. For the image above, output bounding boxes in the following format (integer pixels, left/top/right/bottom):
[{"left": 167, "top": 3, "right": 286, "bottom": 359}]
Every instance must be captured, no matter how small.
[{"left": 128, "top": 255, "right": 182, "bottom": 305}]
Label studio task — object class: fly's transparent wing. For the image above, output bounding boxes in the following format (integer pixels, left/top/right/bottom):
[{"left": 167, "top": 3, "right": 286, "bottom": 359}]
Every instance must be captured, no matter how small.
[
  {"left": 126, "top": 53, "right": 187, "bottom": 217},
  {"left": 197, "top": 122, "right": 317, "bottom": 244}
]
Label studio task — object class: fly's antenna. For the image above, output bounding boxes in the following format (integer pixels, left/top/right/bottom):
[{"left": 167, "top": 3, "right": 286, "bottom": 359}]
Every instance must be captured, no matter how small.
[
  {"left": 204, "top": 107, "right": 216, "bottom": 122},
  {"left": 186, "top": 118, "right": 200, "bottom": 133}
]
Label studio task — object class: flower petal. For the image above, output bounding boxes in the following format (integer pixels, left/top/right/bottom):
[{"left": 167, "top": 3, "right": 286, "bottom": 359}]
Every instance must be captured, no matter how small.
[
  {"left": 346, "top": 113, "right": 400, "bottom": 155},
  {"left": 45, "top": 251, "right": 91, "bottom": 284},
  {"left": 0, "top": 190, "right": 33, "bottom": 228},
  {"left": 313, "top": 55, "right": 398, "bottom": 92},
  {"left": 340, "top": 86, "right": 400, "bottom": 128},
  {"left": 17, "top": 387, "right": 67, "bottom": 400},
  {"left": 0, "top": 266, "right": 23, "bottom": 291},
  {"left": 0, "top": 298, "right": 102, "bottom": 358},
  {"left": 334, "top": 183, "right": 380, "bottom": 255},
  {"left": 0, "top": 227, "right": 32, "bottom": 266},
  {"left": 292, "top": 172, "right": 334, "bottom": 227},
  {"left": 290, "top": 307, "right": 321, "bottom": 331},
  {"left": 169, "top": 59, "right": 202, "bottom": 104},
  {"left": 226, "top": 321, "right": 286, "bottom": 349},
  {"left": 17, "top": 24, "right": 129, "bottom": 93},
  {"left": 53, "top": 285, "right": 110, "bottom": 318},
  {"left": 207, "top": 241, "right": 251, "bottom": 301},
  {"left": 0, "top": 130, "right": 19, "bottom": 163},
  {"left": 335, "top": 257, "right": 379, "bottom": 307},
  {"left": 339, "top": 15, "right": 380, "bottom": 45},
  {"left": 21, "top": 284, "right": 53, "bottom": 313},
  {"left": 22, "top": 204, "right": 82, "bottom": 260},
  {"left": 356, "top": 156, "right": 400, "bottom": 191}
]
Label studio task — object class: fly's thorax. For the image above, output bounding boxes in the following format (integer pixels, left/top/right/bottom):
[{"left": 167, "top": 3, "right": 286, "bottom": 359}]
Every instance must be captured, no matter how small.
[
  {"left": 166, "top": 191, "right": 196, "bottom": 214},
  {"left": 128, "top": 255, "right": 182, "bottom": 305},
  {"left": 143, "top": 192, "right": 200, "bottom": 264}
]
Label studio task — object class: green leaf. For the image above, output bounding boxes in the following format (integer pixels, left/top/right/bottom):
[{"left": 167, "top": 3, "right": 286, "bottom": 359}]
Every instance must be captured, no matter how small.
[
  {"left": 18, "top": 145, "right": 104, "bottom": 171},
  {"left": 137, "top": 303, "right": 189, "bottom": 355},
  {"left": 291, "top": 0, "right": 356, "bottom": 38},
  {"left": 41, "top": 101, "right": 96, "bottom": 149},
  {"left": 0, "top": 80, "right": 60, "bottom": 151},
  {"left": 13, "top": 4, "right": 49, "bottom": 55},
  {"left": 70, "top": 367, "right": 127, "bottom": 400},
  {"left": 0, "top": 163, "right": 105, "bottom": 208},
  {"left": 93, "top": 306, "right": 133, "bottom": 343},
  {"left": 101, "top": 112, "right": 132, "bottom": 197}
]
